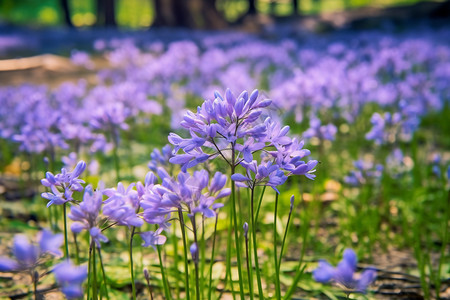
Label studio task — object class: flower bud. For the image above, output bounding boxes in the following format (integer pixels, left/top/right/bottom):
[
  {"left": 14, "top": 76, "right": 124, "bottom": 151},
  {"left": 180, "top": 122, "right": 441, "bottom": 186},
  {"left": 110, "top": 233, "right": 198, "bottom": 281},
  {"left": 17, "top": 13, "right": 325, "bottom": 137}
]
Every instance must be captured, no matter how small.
[
  {"left": 190, "top": 243, "right": 198, "bottom": 263},
  {"left": 243, "top": 222, "right": 249, "bottom": 239}
]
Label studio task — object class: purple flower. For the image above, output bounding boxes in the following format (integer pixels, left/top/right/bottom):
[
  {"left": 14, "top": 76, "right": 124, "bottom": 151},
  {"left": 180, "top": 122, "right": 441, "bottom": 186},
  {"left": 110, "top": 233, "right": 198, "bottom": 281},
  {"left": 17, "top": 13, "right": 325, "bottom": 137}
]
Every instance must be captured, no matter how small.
[
  {"left": 141, "top": 228, "right": 167, "bottom": 250},
  {"left": 53, "top": 260, "right": 87, "bottom": 299},
  {"left": 169, "top": 89, "right": 273, "bottom": 168},
  {"left": 148, "top": 144, "right": 174, "bottom": 171},
  {"left": 103, "top": 182, "right": 143, "bottom": 228},
  {"left": 232, "top": 160, "right": 288, "bottom": 193},
  {"left": 141, "top": 169, "right": 230, "bottom": 228},
  {"left": 69, "top": 184, "right": 107, "bottom": 247},
  {"left": 303, "top": 117, "right": 337, "bottom": 141},
  {"left": 0, "top": 230, "right": 63, "bottom": 272},
  {"left": 41, "top": 161, "right": 86, "bottom": 207},
  {"left": 313, "top": 249, "right": 376, "bottom": 293},
  {"left": 344, "top": 160, "right": 383, "bottom": 186}
]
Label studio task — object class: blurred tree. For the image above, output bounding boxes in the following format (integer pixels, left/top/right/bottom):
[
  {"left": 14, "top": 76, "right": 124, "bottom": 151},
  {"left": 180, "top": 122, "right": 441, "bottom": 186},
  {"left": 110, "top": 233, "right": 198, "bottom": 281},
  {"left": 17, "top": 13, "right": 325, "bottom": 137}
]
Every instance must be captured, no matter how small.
[
  {"left": 96, "top": 0, "right": 117, "bottom": 27},
  {"left": 199, "top": 0, "right": 228, "bottom": 28},
  {"left": 152, "top": 0, "right": 172, "bottom": 26},
  {"left": 151, "top": 0, "right": 226, "bottom": 29},
  {"left": 292, "top": 0, "right": 299, "bottom": 15},
  {"left": 172, "top": 0, "right": 195, "bottom": 27},
  {"left": 59, "top": 0, "right": 74, "bottom": 27},
  {"left": 248, "top": 0, "right": 257, "bottom": 15}
]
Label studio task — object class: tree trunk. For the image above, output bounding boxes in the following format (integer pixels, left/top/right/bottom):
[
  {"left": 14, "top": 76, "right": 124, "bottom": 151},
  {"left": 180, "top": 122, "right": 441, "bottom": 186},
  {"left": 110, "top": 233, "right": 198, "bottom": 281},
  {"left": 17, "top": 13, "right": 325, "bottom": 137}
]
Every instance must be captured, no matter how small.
[
  {"left": 201, "top": 0, "right": 227, "bottom": 29},
  {"left": 172, "top": 0, "right": 194, "bottom": 27},
  {"left": 104, "top": 0, "right": 117, "bottom": 27},
  {"left": 152, "top": 0, "right": 176, "bottom": 27},
  {"left": 248, "top": 0, "right": 257, "bottom": 15},
  {"left": 96, "top": 0, "right": 116, "bottom": 27},
  {"left": 96, "top": 0, "right": 105, "bottom": 26},
  {"left": 292, "top": 0, "right": 299, "bottom": 15},
  {"left": 59, "top": 0, "right": 74, "bottom": 27}
]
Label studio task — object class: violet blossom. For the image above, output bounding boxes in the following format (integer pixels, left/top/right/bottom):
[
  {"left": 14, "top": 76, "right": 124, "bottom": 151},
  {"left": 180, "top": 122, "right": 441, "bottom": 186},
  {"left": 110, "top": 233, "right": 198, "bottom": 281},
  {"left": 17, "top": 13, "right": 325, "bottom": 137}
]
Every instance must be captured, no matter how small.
[
  {"left": 313, "top": 248, "right": 376, "bottom": 293},
  {"left": 41, "top": 160, "right": 86, "bottom": 207},
  {"left": 0, "top": 230, "right": 63, "bottom": 272}
]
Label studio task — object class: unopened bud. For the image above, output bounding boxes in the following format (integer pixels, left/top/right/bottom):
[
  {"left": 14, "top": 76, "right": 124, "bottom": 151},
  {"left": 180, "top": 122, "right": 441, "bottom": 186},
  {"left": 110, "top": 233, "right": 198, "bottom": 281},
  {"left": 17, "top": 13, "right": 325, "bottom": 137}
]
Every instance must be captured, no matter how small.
[
  {"left": 190, "top": 243, "right": 198, "bottom": 263},
  {"left": 243, "top": 222, "right": 249, "bottom": 239},
  {"left": 144, "top": 268, "right": 150, "bottom": 280},
  {"left": 290, "top": 195, "right": 295, "bottom": 211}
]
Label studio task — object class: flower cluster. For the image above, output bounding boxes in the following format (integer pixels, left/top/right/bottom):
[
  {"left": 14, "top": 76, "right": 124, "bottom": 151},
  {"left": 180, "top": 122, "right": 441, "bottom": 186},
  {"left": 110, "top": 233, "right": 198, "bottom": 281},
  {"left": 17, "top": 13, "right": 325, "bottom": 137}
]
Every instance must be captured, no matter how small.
[
  {"left": 141, "top": 169, "right": 230, "bottom": 227},
  {"left": 41, "top": 161, "right": 86, "bottom": 207},
  {"left": 169, "top": 89, "right": 317, "bottom": 192},
  {"left": 344, "top": 159, "right": 383, "bottom": 186},
  {"left": 69, "top": 184, "right": 108, "bottom": 247}
]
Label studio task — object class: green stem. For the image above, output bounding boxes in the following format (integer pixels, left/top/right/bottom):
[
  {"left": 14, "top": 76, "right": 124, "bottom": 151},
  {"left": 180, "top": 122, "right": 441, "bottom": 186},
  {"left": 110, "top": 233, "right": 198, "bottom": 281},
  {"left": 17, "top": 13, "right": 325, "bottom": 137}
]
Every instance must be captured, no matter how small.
[
  {"left": 157, "top": 245, "right": 171, "bottom": 300},
  {"left": 273, "top": 194, "right": 281, "bottom": 300},
  {"left": 200, "top": 218, "right": 206, "bottom": 300},
  {"left": 244, "top": 230, "right": 254, "bottom": 300},
  {"left": 224, "top": 205, "right": 236, "bottom": 299},
  {"left": 208, "top": 214, "right": 219, "bottom": 300},
  {"left": 63, "top": 203, "right": 69, "bottom": 260},
  {"left": 112, "top": 134, "right": 121, "bottom": 182},
  {"left": 130, "top": 226, "right": 137, "bottom": 300},
  {"left": 191, "top": 216, "right": 200, "bottom": 300},
  {"left": 178, "top": 208, "right": 191, "bottom": 300},
  {"left": 73, "top": 233, "right": 80, "bottom": 265},
  {"left": 284, "top": 193, "right": 308, "bottom": 299},
  {"left": 87, "top": 243, "right": 92, "bottom": 300},
  {"left": 171, "top": 222, "right": 180, "bottom": 299},
  {"left": 92, "top": 241, "right": 98, "bottom": 300},
  {"left": 436, "top": 190, "right": 450, "bottom": 298},
  {"left": 254, "top": 186, "right": 266, "bottom": 222},
  {"left": 97, "top": 246, "right": 110, "bottom": 300},
  {"left": 231, "top": 164, "right": 245, "bottom": 299},
  {"left": 278, "top": 199, "right": 294, "bottom": 273},
  {"left": 250, "top": 187, "right": 264, "bottom": 300}
]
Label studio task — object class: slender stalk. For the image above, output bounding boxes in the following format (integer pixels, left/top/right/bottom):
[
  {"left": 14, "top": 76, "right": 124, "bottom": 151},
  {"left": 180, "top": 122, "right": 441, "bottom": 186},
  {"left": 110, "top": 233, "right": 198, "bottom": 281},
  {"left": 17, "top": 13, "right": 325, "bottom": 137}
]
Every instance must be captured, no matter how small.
[
  {"left": 63, "top": 203, "right": 69, "bottom": 260},
  {"left": 250, "top": 187, "right": 264, "bottom": 300},
  {"left": 231, "top": 163, "right": 245, "bottom": 299},
  {"left": 200, "top": 217, "right": 206, "bottom": 299},
  {"left": 97, "top": 246, "right": 110, "bottom": 300},
  {"left": 278, "top": 199, "right": 294, "bottom": 272},
  {"left": 171, "top": 222, "right": 181, "bottom": 299},
  {"left": 284, "top": 193, "right": 308, "bottom": 299},
  {"left": 73, "top": 233, "right": 80, "bottom": 265},
  {"left": 144, "top": 269, "right": 154, "bottom": 300},
  {"left": 224, "top": 203, "right": 236, "bottom": 299},
  {"left": 87, "top": 242, "right": 92, "bottom": 300},
  {"left": 208, "top": 214, "right": 219, "bottom": 300},
  {"left": 178, "top": 208, "right": 191, "bottom": 300},
  {"left": 273, "top": 194, "right": 281, "bottom": 300},
  {"left": 157, "top": 245, "right": 171, "bottom": 300},
  {"left": 33, "top": 270, "right": 38, "bottom": 300},
  {"left": 129, "top": 226, "right": 137, "bottom": 300},
  {"left": 92, "top": 241, "right": 98, "bottom": 300},
  {"left": 191, "top": 216, "right": 200, "bottom": 300},
  {"left": 436, "top": 190, "right": 450, "bottom": 298},
  {"left": 254, "top": 186, "right": 267, "bottom": 222},
  {"left": 244, "top": 226, "right": 254, "bottom": 300}
]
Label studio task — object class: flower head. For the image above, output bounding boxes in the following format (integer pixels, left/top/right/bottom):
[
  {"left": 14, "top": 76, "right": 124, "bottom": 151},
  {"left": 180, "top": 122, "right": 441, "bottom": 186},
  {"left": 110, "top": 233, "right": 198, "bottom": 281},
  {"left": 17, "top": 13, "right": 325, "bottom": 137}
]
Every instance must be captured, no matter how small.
[
  {"left": 41, "top": 160, "right": 86, "bottom": 207},
  {"left": 0, "top": 230, "right": 63, "bottom": 272},
  {"left": 53, "top": 260, "right": 87, "bottom": 299},
  {"left": 313, "top": 249, "right": 377, "bottom": 293}
]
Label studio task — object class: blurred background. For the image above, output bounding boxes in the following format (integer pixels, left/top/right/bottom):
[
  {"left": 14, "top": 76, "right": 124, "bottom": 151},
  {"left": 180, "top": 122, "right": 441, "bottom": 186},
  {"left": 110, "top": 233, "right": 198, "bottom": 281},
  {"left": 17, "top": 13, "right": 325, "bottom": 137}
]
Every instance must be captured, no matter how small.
[{"left": 0, "top": 0, "right": 448, "bottom": 29}]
